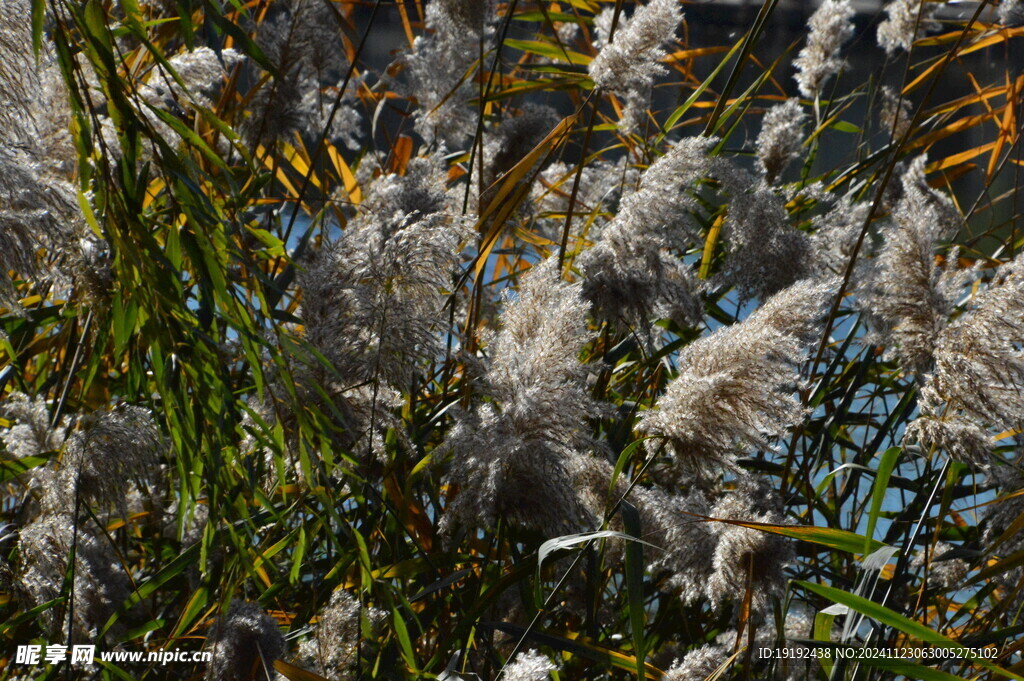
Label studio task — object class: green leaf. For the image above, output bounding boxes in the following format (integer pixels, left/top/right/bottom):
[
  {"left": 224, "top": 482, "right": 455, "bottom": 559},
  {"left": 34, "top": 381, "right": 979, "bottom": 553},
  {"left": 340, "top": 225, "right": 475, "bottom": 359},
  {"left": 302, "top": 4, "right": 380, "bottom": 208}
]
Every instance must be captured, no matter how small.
[
  {"left": 504, "top": 38, "right": 593, "bottom": 65},
  {"left": 0, "top": 596, "right": 65, "bottom": 635},
  {"left": 245, "top": 226, "right": 288, "bottom": 258},
  {"left": 798, "top": 581, "right": 1021, "bottom": 679},
  {"left": 865, "top": 446, "right": 901, "bottom": 552},
  {"left": 830, "top": 119, "right": 863, "bottom": 133},
  {"left": 171, "top": 586, "right": 210, "bottom": 639},
  {"left": 512, "top": 11, "right": 582, "bottom": 23},
  {"left": 353, "top": 527, "right": 373, "bottom": 588},
  {"left": 813, "top": 610, "right": 837, "bottom": 677},
  {"left": 120, "top": 0, "right": 143, "bottom": 27},
  {"left": 93, "top": 659, "right": 137, "bottom": 681},
  {"left": 620, "top": 501, "right": 646, "bottom": 679},
  {"left": 202, "top": 4, "right": 276, "bottom": 73},
  {"left": 708, "top": 66, "right": 773, "bottom": 137},
  {"left": 537, "top": 531, "right": 659, "bottom": 597},
  {"left": 392, "top": 607, "right": 419, "bottom": 672},
  {"left": 81, "top": 0, "right": 115, "bottom": 68},
  {"left": 111, "top": 292, "right": 139, "bottom": 358},
  {"left": 146, "top": 105, "right": 230, "bottom": 172},
  {"left": 31, "top": 0, "right": 45, "bottom": 57},
  {"left": 610, "top": 438, "right": 650, "bottom": 497},
  {"left": 0, "top": 454, "right": 51, "bottom": 485},
  {"left": 656, "top": 37, "right": 744, "bottom": 144},
  {"left": 410, "top": 569, "right": 473, "bottom": 603},
  {"left": 76, "top": 187, "right": 103, "bottom": 239},
  {"left": 703, "top": 516, "right": 887, "bottom": 555},
  {"left": 290, "top": 526, "right": 307, "bottom": 585},
  {"left": 100, "top": 543, "right": 200, "bottom": 637}
]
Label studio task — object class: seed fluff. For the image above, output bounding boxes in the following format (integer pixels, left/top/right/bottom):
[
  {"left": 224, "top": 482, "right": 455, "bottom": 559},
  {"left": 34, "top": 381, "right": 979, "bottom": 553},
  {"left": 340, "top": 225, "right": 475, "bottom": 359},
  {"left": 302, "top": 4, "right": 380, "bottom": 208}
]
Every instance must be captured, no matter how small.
[{"left": 637, "top": 278, "right": 836, "bottom": 479}]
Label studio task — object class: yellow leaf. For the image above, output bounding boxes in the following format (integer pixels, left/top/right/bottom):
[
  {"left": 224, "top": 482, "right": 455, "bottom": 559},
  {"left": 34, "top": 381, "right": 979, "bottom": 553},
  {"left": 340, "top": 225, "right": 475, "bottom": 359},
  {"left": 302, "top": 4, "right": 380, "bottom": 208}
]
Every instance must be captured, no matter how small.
[
  {"left": 926, "top": 142, "right": 996, "bottom": 172},
  {"left": 274, "top": 660, "right": 332, "bottom": 681},
  {"left": 472, "top": 113, "right": 578, "bottom": 281},
  {"left": 699, "top": 214, "right": 725, "bottom": 279},
  {"left": 327, "top": 143, "right": 362, "bottom": 204}
]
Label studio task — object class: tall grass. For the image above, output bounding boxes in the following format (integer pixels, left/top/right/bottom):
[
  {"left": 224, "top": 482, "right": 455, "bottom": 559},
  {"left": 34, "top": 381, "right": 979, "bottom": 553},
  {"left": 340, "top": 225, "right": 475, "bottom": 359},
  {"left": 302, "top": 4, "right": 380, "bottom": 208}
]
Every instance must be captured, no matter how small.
[{"left": 1, "top": 1, "right": 1023, "bottom": 680}]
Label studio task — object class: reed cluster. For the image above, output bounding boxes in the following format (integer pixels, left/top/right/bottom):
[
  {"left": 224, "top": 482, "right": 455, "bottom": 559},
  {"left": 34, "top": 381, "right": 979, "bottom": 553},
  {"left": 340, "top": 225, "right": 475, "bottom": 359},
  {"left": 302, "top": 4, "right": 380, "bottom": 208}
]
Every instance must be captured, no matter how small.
[{"left": 1, "top": 1, "right": 1023, "bottom": 679}]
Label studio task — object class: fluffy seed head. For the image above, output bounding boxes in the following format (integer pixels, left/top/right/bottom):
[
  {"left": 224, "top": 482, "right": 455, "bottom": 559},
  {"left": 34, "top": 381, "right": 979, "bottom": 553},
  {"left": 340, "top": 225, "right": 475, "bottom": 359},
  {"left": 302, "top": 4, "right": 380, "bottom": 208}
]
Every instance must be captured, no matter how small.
[
  {"left": 905, "top": 254, "right": 1024, "bottom": 465},
  {"left": 300, "top": 153, "right": 468, "bottom": 392},
  {"left": 532, "top": 157, "right": 636, "bottom": 244},
  {"left": 16, "top": 513, "right": 130, "bottom": 640},
  {"left": 793, "top": 0, "right": 856, "bottom": 99},
  {"left": 588, "top": 0, "right": 682, "bottom": 95},
  {"left": 401, "top": 1, "right": 497, "bottom": 146},
  {"left": 256, "top": 0, "right": 348, "bottom": 84},
  {"left": 588, "top": 0, "right": 681, "bottom": 132},
  {"left": 877, "top": 0, "right": 940, "bottom": 54},
  {"left": 431, "top": 0, "right": 492, "bottom": 36},
  {"left": 1, "top": 393, "right": 63, "bottom": 460},
  {"left": 502, "top": 649, "right": 556, "bottom": 681},
  {"left": 663, "top": 643, "right": 727, "bottom": 681},
  {"left": 1000, "top": 0, "right": 1024, "bottom": 25},
  {"left": 296, "top": 589, "right": 384, "bottom": 679},
  {"left": 282, "top": 141, "right": 546, "bottom": 468},
  {"left": 879, "top": 85, "right": 913, "bottom": 140},
  {"left": 244, "top": 0, "right": 359, "bottom": 147},
  {"left": 904, "top": 386, "right": 993, "bottom": 466},
  {"left": 719, "top": 182, "right": 812, "bottom": 302},
  {"left": 299, "top": 78, "right": 364, "bottom": 152},
  {"left": 61, "top": 404, "right": 164, "bottom": 515},
  {"left": 930, "top": 257, "right": 1024, "bottom": 431},
  {"left": 911, "top": 542, "right": 969, "bottom": 590},
  {"left": 706, "top": 478, "right": 793, "bottom": 615},
  {"left": 206, "top": 601, "right": 285, "bottom": 681},
  {"left": 983, "top": 466, "right": 1024, "bottom": 552},
  {"left": 859, "top": 157, "right": 967, "bottom": 375},
  {"left": 631, "top": 483, "right": 717, "bottom": 604},
  {"left": 809, "top": 195, "right": 872, "bottom": 278},
  {"left": 579, "top": 136, "right": 715, "bottom": 327},
  {"left": 483, "top": 105, "right": 559, "bottom": 190},
  {"left": 979, "top": 468, "right": 1024, "bottom": 614},
  {"left": 637, "top": 278, "right": 835, "bottom": 477},
  {"left": 0, "top": 0, "right": 88, "bottom": 307},
  {"left": 755, "top": 99, "right": 806, "bottom": 183},
  {"left": 140, "top": 47, "right": 243, "bottom": 111},
  {"left": 441, "top": 258, "right": 600, "bottom": 536}
]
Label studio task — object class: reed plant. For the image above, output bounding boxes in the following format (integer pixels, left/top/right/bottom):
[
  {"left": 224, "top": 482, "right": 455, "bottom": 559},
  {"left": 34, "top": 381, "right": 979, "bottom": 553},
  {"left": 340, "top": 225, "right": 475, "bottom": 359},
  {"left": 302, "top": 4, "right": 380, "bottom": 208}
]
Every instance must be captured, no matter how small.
[{"left": 2, "top": 1, "right": 1024, "bottom": 679}]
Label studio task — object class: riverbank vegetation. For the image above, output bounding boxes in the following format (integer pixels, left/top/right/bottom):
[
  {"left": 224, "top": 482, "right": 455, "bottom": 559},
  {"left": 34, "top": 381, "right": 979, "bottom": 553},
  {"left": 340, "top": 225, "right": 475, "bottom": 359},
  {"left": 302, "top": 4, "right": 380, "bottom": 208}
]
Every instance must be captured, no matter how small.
[{"left": 2, "top": 1, "right": 1024, "bottom": 679}]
